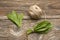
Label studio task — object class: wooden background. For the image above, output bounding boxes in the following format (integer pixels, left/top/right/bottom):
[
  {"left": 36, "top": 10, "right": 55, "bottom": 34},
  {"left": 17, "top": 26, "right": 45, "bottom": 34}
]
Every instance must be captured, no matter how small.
[{"left": 0, "top": 0, "right": 60, "bottom": 40}]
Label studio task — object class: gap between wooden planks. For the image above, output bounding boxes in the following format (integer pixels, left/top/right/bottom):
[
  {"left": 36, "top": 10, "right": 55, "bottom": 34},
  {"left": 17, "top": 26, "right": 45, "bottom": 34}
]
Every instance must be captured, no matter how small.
[{"left": 0, "top": 15, "right": 60, "bottom": 20}]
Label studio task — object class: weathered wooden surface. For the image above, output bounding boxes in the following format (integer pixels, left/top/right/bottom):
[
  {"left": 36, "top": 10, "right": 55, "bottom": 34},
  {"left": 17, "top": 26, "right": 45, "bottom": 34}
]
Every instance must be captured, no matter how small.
[
  {"left": 0, "top": 0, "right": 60, "bottom": 16},
  {"left": 0, "top": 0, "right": 60, "bottom": 40},
  {"left": 0, "top": 19, "right": 60, "bottom": 40}
]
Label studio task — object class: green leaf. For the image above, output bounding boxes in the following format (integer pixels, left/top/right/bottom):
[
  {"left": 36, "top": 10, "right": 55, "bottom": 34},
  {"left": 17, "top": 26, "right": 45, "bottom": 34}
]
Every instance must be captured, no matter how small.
[
  {"left": 34, "top": 21, "right": 50, "bottom": 31},
  {"left": 34, "top": 21, "right": 53, "bottom": 34},
  {"left": 7, "top": 11, "right": 24, "bottom": 28},
  {"left": 27, "top": 20, "right": 53, "bottom": 35}
]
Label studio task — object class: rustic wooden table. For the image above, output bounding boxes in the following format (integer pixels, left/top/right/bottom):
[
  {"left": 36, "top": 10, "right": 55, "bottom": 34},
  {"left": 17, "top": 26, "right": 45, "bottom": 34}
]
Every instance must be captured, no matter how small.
[{"left": 0, "top": 0, "right": 60, "bottom": 40}]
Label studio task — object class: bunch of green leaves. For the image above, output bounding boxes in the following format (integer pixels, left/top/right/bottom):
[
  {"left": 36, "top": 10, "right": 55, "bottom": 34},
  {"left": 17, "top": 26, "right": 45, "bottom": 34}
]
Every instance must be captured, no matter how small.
[
  {"left": 7, "top": 11, "right": 24, "bottom": 28},
  {"left": 27, "top": 21, "right": 53, "bottom": 34}
]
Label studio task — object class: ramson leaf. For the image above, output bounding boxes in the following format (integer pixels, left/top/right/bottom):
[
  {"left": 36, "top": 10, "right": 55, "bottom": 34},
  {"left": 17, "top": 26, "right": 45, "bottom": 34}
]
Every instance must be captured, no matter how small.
[
  {"left": 7, "top": 11, "right": 24, "bottom": 28},
  {"left": 27, "top": 21, "right": 53, "bottom": 34}
]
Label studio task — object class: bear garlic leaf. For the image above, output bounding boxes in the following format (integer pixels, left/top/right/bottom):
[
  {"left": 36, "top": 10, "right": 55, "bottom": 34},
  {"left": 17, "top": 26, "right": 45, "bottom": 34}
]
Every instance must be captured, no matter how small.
[
  {"left": 7, "top": 11, "right": 24, "bottom": 28},
  {"left": 27, "top": 21, "right": 53, "bottom": 34}
]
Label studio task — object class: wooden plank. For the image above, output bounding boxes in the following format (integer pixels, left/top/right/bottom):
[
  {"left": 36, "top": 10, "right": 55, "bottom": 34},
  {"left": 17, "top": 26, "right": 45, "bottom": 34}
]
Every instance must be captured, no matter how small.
[
  {"left": 0, "top": 37, "right": 7, "bottom": 40},
  {"left": 0, "top": 15, "right": 60, "bottom": 20},
  {"left": 0, "top": 0, "right": 47, "bottom": 1},
  {"left": 46, "top": 0, "right": 60, "bottom": 15},
  {"left": 0, "top": 19, "right": 60, "bottom": 40},
  {"left": 0, "top": 0, "right": 60, "bottom": 15},
  {"left": 0, "top": 0, "right": 47, "bottom": 16}
]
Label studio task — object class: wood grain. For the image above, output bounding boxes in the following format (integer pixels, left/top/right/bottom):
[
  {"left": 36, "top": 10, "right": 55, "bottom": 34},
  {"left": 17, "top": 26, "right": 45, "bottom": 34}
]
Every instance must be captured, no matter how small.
[
  {"left": 0, "top": 19, "right": 60, "bottom": 40},
  {"left": 0, "top": 0, "right": 60, "bottom": 15},
  {"left": 0, "top": 0, "right": 47, "bottom": 16},
  {"left": 0, "top": 15, "right": 60, "bottom": 20},
  {"left": 0, "top": 0, "right": 60, "bottom": 40}
]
